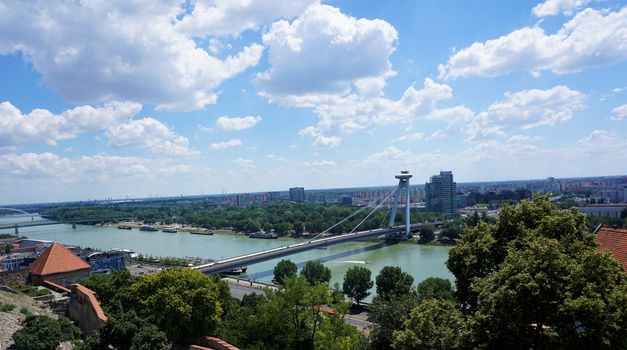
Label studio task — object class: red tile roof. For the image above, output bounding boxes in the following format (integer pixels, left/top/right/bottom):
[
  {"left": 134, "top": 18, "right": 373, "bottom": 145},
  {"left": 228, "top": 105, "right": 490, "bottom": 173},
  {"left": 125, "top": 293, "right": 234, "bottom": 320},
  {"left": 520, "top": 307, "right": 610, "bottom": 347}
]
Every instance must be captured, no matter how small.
[
  {"left": 29, "top": 242, "right": 91, "bottom": 276},
  {"left": 72, "top": 284, "right": 107, "bottom": 322},
  {"left": 594, "top": 224, "right": 627, "bottom": 272}
]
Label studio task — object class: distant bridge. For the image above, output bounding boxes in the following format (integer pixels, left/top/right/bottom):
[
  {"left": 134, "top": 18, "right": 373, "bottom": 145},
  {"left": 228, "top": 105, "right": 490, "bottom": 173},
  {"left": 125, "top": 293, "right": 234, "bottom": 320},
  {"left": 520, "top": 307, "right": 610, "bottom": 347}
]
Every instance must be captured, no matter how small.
[
  {"left": 0, "top": 217, "right": 134, "bottom": 234},
  {"left": 193, "top": 224, "right": 432, "bottom": 275}
]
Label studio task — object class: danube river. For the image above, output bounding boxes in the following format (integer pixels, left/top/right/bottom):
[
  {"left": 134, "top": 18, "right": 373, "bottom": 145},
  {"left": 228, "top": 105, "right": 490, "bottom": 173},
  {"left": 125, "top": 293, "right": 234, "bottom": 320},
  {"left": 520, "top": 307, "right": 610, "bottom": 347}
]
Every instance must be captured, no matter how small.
[{"left": 2, "top": 215, "right": 453, "bottom": 301}]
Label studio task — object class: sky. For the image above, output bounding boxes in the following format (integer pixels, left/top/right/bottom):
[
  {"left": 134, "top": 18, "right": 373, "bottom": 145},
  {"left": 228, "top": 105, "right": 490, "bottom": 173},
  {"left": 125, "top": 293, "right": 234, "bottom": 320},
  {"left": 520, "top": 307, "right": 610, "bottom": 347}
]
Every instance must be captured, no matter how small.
[{"left": 1, "top": 0, "right": 626, "bottom": 204}]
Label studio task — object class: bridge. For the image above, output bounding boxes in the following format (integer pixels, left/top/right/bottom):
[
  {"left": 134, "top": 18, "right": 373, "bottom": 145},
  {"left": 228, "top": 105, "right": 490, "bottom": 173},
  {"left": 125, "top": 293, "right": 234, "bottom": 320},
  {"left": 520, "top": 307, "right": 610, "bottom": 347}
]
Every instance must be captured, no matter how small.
[
  {"left": 193, "top": 224, "right": 432, "bottom": 275},
  {"left": 194, "top": 171, "right": 430, "bottom": 275},
  {"left": 0, "top": 217, "right": 134, "bottom": 235}
]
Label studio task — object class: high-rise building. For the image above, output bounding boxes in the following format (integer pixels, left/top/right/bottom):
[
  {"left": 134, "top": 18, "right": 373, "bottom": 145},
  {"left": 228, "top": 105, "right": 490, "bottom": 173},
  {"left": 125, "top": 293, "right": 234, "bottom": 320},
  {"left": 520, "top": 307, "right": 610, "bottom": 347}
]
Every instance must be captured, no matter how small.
[
  {"left": 289, "top": 187, "right": 305, "bottom": 202},
  {"left": 425, "top": 171, "right": 456, "bottom": 214},
  {"left": 236, "top": 194, "right": 250, "bottom": 208}
]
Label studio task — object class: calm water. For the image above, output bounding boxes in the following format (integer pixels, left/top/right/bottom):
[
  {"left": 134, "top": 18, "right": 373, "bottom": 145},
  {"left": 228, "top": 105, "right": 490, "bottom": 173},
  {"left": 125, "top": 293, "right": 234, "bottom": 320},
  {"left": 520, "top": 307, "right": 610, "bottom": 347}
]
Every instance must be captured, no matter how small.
[{"left": 1, "top": 215, "right": 453, "bottom": 301}]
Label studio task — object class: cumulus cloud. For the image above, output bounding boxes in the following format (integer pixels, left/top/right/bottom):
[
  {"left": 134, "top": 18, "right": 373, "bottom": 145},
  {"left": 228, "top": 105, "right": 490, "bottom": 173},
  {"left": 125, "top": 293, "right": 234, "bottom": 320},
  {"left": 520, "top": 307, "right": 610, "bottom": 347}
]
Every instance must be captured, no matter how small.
[
  {"left": 466, "top": 86, "right": 585, "bottom": 140},
  {"left": 256, "top": 3, "right": 398, "bottom": 100},
  {"left": 532, "top": 0, "right": 593, "bottom": 17},
  {"left": 610, "top": 104, "right": 627, "bottom": 121},
  {"left": 176, "top": 0, "right": 316, "bottom": 37},
  {"left": 210, "top": 139, "right": 243, "bottom": 150},
  {"left": 298, "top": 127, "right": 342, "bottom": 148},
  {"left": 439, "top": 7, "right": 627, "bottom": 79},
  {"left": 216, "top": 116, "right": 262, "bottom": 131},
  {"left": 298, "top": 160, "right": 337, "bottom": 167},
  {"left": 0, "top": 152, "right": 192, "bottom": 179},
  {"left": 232, "top": 157, "right": 255, "bottom": 169},
  {"left": 393, "top": 132, "right": 425, "bottom": 143},
  {"left": 105, "top": 118, "right": 196, "bottom": 156},
  {"left": 0, "top": 101, "right": 141, "bottom": 147},
  {"left": 0, "top": 1, "right": 264, "bottom": 111}
]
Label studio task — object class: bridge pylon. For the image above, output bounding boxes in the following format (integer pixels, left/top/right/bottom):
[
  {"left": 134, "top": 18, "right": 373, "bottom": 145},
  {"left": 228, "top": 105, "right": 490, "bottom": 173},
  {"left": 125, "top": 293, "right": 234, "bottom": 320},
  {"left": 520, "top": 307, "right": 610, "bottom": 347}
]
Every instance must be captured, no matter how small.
[{"left": 387, "top": 171, "right": 412, "bottom": 240}]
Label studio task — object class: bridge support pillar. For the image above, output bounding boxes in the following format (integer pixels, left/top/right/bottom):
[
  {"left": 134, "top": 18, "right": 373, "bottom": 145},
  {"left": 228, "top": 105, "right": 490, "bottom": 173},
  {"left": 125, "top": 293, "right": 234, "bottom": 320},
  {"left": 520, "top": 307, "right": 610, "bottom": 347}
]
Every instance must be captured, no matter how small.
[
  {"left": 387, "top": 171, "right": 412, "bottom": 240},
  {"left": 14, "top": 224, "right": 18, "bottom": 237},
  {"left": 72, "top": 223, "right": 76, "bottom": 229}
]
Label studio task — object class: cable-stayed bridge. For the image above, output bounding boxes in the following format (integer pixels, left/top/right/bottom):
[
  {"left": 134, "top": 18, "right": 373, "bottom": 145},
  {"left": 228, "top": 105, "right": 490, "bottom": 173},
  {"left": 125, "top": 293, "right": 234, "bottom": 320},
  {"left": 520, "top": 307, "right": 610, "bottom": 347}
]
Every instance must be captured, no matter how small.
[{"left": 194, "top": 171, "right": 431, "bottom": 275}]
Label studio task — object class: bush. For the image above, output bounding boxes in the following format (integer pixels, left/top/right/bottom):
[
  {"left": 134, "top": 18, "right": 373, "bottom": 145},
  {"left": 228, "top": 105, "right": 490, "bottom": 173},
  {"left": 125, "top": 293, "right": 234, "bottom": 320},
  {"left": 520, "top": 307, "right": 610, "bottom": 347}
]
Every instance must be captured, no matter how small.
[
  {"left": 0, "top": 303, "right": 16, "bottom": 312},
  {"left": 12, "top": 315, "right": 81, "bottom": 350}
]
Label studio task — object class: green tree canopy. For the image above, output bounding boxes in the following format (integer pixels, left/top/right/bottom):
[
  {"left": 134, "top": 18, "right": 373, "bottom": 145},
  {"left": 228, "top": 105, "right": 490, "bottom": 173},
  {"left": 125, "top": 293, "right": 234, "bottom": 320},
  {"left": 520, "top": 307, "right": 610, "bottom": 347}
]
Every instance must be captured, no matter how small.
[
  {"left": 444, "top": 195, "right": 627, "bottom": 349},
  {"left": 375, "top": 266, "right": 414, "bottom": 299},
  {"left": 273, "top": 259, "right": 297, "bottom": 285},
  {"left": 129, "top": 268, "right": 225, "bottom": 342},
  {"left": 416, "top": 277, "right": 454, "bottom": 303},
  {"left": 301, "top": 260, "right": 332, "bottom": 286},
  {"left": 392, "top": 299, "right": 464, "bottom": 350},
  {"left": 12, "top": 315, "right": 81, "bottom": 350},
  {"left": 343, "top": 266, "right": 373, "bottom": 305}
]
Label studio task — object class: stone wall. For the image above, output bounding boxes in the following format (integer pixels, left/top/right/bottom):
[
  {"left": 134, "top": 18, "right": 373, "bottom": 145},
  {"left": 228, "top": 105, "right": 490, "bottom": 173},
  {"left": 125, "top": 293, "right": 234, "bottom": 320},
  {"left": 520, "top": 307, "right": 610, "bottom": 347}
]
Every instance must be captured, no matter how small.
[
  {"left": 29, "top": 268, "right": 90, "bottom": 287},
  {"left": 68, "top": 284, "right": 107, "bottom": 336}
]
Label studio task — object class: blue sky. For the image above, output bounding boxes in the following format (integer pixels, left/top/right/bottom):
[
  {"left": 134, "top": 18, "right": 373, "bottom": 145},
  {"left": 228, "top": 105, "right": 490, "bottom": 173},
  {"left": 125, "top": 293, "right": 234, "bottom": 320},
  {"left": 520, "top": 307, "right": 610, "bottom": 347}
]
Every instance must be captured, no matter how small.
[{"left": 1, "top": 0, "right": 626, "bottom": 204}]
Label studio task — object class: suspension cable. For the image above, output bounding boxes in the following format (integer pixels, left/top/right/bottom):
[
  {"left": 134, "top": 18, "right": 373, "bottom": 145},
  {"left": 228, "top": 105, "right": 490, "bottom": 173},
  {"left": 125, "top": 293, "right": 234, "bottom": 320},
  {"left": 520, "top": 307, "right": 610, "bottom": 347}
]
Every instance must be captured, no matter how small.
[
  {"left": 307, "top": 189, "right": 393, "bottom": 242},
  {"left": 349, "top": 191, "right": 394, "bottom": 234}
]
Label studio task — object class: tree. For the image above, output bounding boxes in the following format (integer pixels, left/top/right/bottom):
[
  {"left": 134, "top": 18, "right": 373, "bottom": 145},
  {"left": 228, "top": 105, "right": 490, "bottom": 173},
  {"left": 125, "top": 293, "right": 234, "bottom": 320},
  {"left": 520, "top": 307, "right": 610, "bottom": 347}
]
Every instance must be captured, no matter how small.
[
  {"left": 368, "top": 293, "right": 418, "bottom": 350},
  {"left": 12, "top": 315, "right": 81, "bottom": 350},
  {"left": 446, "top": 195, "right": 627, "bottom": 349},
  {"left": 621, "top": 207, "right": 627, "bottom": 219},
  {"left": 78, "top": 309, "right": 168, "bottom": 350},
  {"left": 273, "top": 259, "right": 297, "bottom": 285},
  {"left": 301, "top": 260, "right": 332, "bottom": 286},
  {"left": 392, "top": 299, "right": 464, "bottom": 350},
  {"left": 342, "top": 266, "right": 373, "bottom": 306},
  {"left": 81, "top": 268, "right": 134, "bottom": 309},
  {"left": 418, "top": 224, "right": 435, "bottom": 243},
  {"left": 129, "top": 268, "right": 225, "bottom": 341},
  {"left": 3, "top": 243, "right": 11, "bottom": 254},
  {"left": 375, "top": 266, "right": 414, "bottom": 299},
  {"left": 416, "top": 277, "right": 454, "bottom": 303}
]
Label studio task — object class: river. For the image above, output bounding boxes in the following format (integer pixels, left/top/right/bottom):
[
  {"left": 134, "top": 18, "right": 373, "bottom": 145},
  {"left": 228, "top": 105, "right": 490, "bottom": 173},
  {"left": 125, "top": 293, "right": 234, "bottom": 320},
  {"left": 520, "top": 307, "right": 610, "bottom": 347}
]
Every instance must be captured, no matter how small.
[{"left": 1, "top": 215, "right": 454, "bottom": 301}]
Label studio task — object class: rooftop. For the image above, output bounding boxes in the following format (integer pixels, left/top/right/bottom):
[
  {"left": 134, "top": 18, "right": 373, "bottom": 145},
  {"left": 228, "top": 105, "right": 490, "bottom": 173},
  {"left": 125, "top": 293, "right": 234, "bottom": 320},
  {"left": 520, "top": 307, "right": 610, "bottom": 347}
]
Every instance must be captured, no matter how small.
[
  {"left": 593, "top": 224, "right": 627, "bottom": 272},
  {"left": 29, "top": 242, "right": 91, "bottom": 276}
]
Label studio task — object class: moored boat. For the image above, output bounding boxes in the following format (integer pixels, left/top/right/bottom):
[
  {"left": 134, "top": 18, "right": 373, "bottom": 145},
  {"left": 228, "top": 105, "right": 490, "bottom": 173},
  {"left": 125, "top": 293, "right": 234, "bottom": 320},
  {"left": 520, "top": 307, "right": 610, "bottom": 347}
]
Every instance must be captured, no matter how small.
[
  {"left": 162, "top": 226, "right": 177, "bottom": 233},
  {"left": 248, "top": 232, "right": 278, "bottom": 239},
  {"left": 117, "top": 224, "right": 133, "bottom": 230},
  {"left": 139, "top": 225, "right": 158, "bottom": 232}
]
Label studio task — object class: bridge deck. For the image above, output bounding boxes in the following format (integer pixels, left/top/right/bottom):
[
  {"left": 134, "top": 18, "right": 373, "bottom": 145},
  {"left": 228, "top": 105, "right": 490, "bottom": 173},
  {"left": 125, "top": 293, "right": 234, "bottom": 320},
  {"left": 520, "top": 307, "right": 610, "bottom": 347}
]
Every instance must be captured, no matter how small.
[{"left": 193, "top": 226, "right": 422, "bottom": 275}]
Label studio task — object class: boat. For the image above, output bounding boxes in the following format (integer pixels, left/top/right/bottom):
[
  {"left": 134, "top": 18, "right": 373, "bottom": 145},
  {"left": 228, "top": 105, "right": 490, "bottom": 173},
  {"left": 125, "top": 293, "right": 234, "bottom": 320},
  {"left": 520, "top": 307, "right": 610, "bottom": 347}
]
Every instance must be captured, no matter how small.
[
  {"left": 222, "top": 266, "right": 248, "bottom": 275},
  {"left": 190, "top": 229, "right": 213, "bottom": 235},
  {"left": 117, "top": 225, "right": 133, "bottom": 230},
  {"left": 139, "top": 225, "right": 158, "bottom": 232},
  {"left": 162, "top": 227, "right": 177, "bottom": 233},
  {"left": 248, "top": 232, "right": 278, "bottom": 239}
]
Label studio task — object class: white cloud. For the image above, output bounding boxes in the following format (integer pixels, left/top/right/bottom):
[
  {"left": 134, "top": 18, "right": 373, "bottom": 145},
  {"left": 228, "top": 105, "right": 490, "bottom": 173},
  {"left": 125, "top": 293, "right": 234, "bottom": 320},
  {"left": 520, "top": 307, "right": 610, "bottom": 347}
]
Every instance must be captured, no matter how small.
[
  {"left": 425, "top": 130, "right": 447, "bottom": 140},
  {"left": 298, "top": 160, "right": 337, "bottom": 167},
  {"left": 393, "top": 132, "right": 425, "bottom": 143},
  {"left": 314, "top": 135, "right": 342, "bottom": 148},
  {"left": 466, "top": 86, "right": 584, "bottom": 140},
  {"left": 298, "top": 126, "right": 342, "bottom": 148},
  {"left": 364, "top": 146, "right": 411, "bottom": 165},
  {"left": 232, "top": 157, "right": 255, "bottom": 169},
  {"left": 0, "top": 152, "right": 164, "bottom": 179},
  {"left": 176, "top": 0, "right": 316, "bottom": 37},
  {"left": 216, "top": 116, "right": 262, "bottom": 131},
  {"left": 105, "top": 118, "right": 196, "bottom": 156},
  {"left": 0, "top": 101, "right": 141, "bottom": 146},
  {"left": 532, "top": 0, "right": 593, "bottom": 17},
  {"left": 0, "top": 1, "right": 264, "bottom": 111},
  {"left": 576, "top": 130, "right": 627, "bottom": 149},
  {"left": 256, "top": 3, "right": 398, "bottom": 99},
  {"left": 610, "top": 104, "right": 627, "bottom": 121},
  {"left": 210, "top": 139, "right": 242, "bottom": 150},
  {"left": 439, "top": 7, "right": 627, "bottom": 79}
]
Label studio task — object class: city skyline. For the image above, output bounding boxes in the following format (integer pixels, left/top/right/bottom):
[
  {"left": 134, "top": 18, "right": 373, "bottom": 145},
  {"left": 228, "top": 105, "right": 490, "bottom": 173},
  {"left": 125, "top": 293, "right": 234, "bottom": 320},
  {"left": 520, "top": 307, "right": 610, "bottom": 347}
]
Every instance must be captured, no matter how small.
[{"left": 1, "top": 0, "right": 627, "bottom": 204}]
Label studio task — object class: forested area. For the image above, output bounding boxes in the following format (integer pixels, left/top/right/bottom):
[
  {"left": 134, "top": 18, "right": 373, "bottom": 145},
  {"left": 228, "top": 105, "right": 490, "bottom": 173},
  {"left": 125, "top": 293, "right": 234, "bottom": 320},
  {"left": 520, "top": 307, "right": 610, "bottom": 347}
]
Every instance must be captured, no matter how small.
[{"left": 42, "top": 201, "right": 445, "bottom": 235}]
